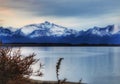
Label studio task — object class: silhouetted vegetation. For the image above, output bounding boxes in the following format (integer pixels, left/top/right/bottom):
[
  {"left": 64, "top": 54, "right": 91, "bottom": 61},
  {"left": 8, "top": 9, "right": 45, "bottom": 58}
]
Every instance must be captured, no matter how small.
[
  {"left": 56, "top": 58, "right": 64, "bottom": 81},
  {"left": 0, "top": 48, "right": 43, "bottom": 84},
  {"left": 55, "top": 58, "right": 84, "bottom": 84},
  {"left": 0, "top": 47, "right": 85, "bottom": 84}
]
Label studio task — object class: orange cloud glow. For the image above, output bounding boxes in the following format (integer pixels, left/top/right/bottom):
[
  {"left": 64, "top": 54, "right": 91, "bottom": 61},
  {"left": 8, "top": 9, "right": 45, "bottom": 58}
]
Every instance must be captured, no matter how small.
[
  {"left": 0, "top": 7, "right": 44, "bottom": 27},
  {"left": 0, "top": 19, "right": 4, "bottom": 25},
  {"left": 0, "top": 7, "right": 14, "bottom": 16}
]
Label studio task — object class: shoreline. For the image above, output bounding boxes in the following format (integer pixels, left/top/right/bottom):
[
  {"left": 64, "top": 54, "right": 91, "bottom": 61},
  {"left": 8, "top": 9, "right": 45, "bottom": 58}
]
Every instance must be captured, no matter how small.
[
  {"left": 30, "top": 79, "right": 87, "bottom": 84},
  {"left": 1, "top": 43, "right": 120, "bottom": 47}
]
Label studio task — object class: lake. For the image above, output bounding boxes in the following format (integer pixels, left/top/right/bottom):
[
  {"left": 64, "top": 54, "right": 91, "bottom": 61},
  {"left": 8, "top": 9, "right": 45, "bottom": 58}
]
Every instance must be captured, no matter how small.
[{"left": 14, "top": 47, "right": 120, "bottom": 84}]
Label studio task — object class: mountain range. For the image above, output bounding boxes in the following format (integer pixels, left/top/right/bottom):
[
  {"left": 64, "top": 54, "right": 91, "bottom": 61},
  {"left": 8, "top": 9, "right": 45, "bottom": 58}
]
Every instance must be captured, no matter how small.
[{"left": 0, "top": 21, "right": 120, "bottom": 45}]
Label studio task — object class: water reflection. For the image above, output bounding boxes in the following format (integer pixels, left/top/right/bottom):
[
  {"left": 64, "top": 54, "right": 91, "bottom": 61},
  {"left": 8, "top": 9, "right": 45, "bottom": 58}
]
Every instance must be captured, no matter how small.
[{"left": 15, "top": 47, "right": 120, "bottom": 84}]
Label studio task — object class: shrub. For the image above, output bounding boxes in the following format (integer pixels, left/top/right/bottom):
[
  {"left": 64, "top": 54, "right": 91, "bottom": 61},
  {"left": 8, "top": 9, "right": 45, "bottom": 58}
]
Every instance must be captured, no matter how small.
[{"left": 0, "top": 47, "right": 43, "bottom": 84}]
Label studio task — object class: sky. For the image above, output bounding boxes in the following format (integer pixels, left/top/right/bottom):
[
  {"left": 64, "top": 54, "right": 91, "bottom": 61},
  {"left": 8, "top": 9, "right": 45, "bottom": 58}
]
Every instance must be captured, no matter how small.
[{"left": 0, "top": 0, "right": 120, "bottom": 30}]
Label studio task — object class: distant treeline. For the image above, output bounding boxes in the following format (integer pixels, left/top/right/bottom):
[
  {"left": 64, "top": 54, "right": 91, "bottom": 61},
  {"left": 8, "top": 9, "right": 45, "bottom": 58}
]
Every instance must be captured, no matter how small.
[{"left": 1, "top": 43, "right": 120, "bottom": 47}]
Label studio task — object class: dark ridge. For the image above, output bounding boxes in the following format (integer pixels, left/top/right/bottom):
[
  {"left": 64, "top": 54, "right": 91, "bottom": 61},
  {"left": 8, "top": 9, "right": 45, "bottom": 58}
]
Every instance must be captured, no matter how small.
[{"left": 1, "top": 43, "right": 120, "bottom": 47}]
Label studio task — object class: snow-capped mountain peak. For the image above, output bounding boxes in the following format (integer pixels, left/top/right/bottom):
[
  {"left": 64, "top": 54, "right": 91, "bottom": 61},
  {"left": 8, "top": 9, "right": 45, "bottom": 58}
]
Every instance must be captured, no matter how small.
[
  {"left": 1, "top": 22, "right": 120, "bottom": 44},
  {"left": 86, "top": 25, "right": 120, "bottom": 36},
  {"left": 112, "top": 25, "right": 120, "bottom": 34},
  {"left": 17, "top": 21, "right": 77, "bottom": 37},
  {"left": 13, "top": 22, "right": 120, "bottom": 38},
  {"left": 19, "top": 21, "right": 53, "bottom": 35},
  {"left": 40, "top": 21, "right": 53, "bottom": 29},
  {"left": 20, "top": 26, "right": 39, "bottom": 35}
]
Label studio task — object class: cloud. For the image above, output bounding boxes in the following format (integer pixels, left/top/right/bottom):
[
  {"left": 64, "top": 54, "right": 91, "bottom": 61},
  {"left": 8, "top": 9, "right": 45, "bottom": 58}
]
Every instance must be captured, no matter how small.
[
  {"left": 25, "top": 0, "right": 119, "bottom": 17},
  {"left": 0, "top": 19, "right": 4, "bottom": 22},
  {"left": 1, "top": 0, "right": 120, "bottom": 18},
  {"left": 0, "top": 19, "right": 4, "bottom": 25},
  {"left": 0, "top": 0, "right": 120, "bottom": 28}
]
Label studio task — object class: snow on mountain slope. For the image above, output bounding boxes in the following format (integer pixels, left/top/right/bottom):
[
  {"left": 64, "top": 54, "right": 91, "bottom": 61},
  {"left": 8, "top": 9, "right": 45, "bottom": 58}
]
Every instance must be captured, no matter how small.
[
  {"left": 19, "top": 21, "right": 53, "bottom": 36},
  {"left": 7, "top": 27, "right": 17, "bottom": 32},
  {"left": 12, "top": 20, "right": 120, "bottom": 38},
  {"left": 112, "top": 25, "right": 120, "bottom": 34},
  {"left": 1, "top": 21, "right": 120, "bottom": 44},
  {"left": 41, "top": 21, "right": 69, "bottom": 36},
  {"left": 20, "top": 25, "right": 40, "bottom": 35},
  {"left": 85, "top": 25, "right": 120, "bottom": 36},
  {"left": 18, "top": 21, "right": 78, "bottom": 37},
  {"left": 49, "top": 25, "right": 66, "bottom": 36},
  {"left": 1, "top": 22, "right": 120, "bottom": 37},
  {"left": 0, "top": 27, "right": 14, "bottom": 36}
]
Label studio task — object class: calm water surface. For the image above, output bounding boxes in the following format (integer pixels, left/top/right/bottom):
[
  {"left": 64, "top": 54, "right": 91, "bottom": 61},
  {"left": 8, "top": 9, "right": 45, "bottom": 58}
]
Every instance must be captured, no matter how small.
[{"left": 14, "top": 47, "right": 120, "bottom": 84}]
